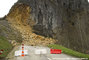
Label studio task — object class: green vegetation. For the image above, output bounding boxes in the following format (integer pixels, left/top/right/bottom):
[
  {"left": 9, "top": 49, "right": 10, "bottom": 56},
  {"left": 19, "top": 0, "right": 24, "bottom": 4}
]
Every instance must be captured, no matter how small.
[
  {"left": 0, "top": 36, "right": 12, "bottom": 58},
  {"left": 48, "top": 44, "right": 89, "bottom": 60}
]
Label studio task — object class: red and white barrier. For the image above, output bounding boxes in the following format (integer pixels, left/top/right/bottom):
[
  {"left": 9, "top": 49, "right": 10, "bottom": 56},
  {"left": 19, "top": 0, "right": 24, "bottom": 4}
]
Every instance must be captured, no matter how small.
[
  {"left": 35, "top": 49, "right": 47, "bottom": 54},
  {"left": 21, "top": 44, "right": 25, "bottom": 57},
  {"left": 15, "top": 44, "right": 28, "bottom": 57},
  {"left": 0, "top": 49, "right": 3, "bottom": 55},
  {"left": 50, "top": 49, "right": 62, "bottom": 54}
]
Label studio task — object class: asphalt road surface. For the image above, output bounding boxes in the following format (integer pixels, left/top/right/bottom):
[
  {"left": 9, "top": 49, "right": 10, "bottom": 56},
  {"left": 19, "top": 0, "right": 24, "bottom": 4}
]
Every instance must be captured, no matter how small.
[{"left": 12, "top": 45, "right": 82, "bottom": 60}]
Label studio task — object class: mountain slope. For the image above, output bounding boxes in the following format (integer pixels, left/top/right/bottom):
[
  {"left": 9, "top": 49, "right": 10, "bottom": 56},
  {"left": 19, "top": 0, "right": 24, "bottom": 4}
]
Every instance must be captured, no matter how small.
[
  {"left": 6, "top": 0, "right": 89, "bottom": 53},
  {"left": 6, "top": 4, "right": 56, "bottom": 46}
]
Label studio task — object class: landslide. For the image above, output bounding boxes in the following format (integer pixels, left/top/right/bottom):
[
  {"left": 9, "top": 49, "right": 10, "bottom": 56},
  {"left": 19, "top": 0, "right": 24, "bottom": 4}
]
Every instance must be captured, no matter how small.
[{"left": 6, "top": 3, "right": 56, "bottom": 46}]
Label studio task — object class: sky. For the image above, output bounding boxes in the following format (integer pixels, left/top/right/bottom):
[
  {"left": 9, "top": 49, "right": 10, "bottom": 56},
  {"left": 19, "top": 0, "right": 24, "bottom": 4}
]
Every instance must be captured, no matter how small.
[
  {"left": 0, "top": 0, "right": 18, "bottom": 18},
  {"left": 0, "top": 0, "right": 89, "bottom": 18}
]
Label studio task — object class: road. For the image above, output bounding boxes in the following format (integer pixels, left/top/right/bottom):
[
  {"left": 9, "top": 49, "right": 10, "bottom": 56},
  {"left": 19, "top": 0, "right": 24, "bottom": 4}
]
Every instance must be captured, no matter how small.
[{"left": 11, "top": 45, "right": 82, "bottom": 60}]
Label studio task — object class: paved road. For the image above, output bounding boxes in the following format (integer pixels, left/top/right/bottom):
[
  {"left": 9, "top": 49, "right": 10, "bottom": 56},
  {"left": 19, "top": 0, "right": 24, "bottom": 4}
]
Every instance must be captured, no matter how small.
[{"left": 14, "top": 46, "right": 82, "bottom": 60}]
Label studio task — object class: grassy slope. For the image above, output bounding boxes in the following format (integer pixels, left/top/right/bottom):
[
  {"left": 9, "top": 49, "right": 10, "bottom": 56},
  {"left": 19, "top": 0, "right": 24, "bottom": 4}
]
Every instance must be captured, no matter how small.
[
  {"left": 48, "top": 44, "right": 89, "bottom": 60},
  {"left": 0, "top": 36, "right": 12, "bottom": 58}
]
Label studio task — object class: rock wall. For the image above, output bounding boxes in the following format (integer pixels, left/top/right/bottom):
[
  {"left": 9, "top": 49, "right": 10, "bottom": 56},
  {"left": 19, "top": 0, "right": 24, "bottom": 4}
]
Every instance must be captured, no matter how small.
[{"left": 8, "top": 0, "right": 89, "bottom": 53}]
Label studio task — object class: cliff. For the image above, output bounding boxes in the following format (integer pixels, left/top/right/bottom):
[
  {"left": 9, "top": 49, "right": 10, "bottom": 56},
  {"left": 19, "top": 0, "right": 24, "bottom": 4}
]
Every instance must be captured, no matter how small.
[{"left": 7, "top": 0, "right": 89, "bottom": 53}]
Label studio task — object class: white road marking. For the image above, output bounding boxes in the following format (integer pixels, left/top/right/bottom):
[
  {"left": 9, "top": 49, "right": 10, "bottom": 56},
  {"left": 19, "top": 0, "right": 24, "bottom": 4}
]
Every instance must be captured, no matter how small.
[
  {"left": 48, "top": 58, "right": 52, "bottom": 60},
  {"left": 53, "top": 58, "right": 82, "bottom": 60}
]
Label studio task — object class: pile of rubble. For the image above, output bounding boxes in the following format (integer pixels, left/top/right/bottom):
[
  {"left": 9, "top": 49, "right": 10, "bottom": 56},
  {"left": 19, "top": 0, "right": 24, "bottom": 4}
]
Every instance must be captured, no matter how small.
[
  {"left": 8, "top": 23, "right": 56, "bottom": 46},
  {"left": 23, "top": 33, "right": 56, "bottom": 46}
]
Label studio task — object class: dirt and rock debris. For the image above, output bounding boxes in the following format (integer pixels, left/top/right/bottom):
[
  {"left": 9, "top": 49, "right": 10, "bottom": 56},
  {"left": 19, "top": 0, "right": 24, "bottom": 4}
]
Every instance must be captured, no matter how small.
[{"left": 6, "top": 3, "right": 56, "bottom": 46}]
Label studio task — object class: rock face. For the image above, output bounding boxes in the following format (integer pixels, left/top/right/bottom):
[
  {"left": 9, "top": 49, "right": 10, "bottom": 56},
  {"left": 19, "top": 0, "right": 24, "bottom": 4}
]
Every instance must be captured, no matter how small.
[
  {"left": 6, "top": 4, "right": 56, "bottom": 46},
  {"left": 8, "top": 0, "right": 89, "bottom": 53}
]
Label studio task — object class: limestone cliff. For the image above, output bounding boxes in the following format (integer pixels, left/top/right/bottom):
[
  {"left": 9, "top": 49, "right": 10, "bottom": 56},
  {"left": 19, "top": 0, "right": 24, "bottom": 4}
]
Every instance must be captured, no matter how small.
[
  {"left": 6, "top": 4, "right": 56, "bottom": 46},
  {"left": 7, "top": 0, "right": 89, "bottom": 53}
]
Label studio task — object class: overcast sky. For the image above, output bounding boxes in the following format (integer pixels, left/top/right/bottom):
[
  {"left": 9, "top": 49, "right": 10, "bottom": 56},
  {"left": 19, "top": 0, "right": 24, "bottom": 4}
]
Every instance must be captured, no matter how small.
[
  {"left": 0, "top": 0, "right": 89, "bottom": 18},
  {"left": 0, "top": 0, "right": 18, "bottom": 18}
]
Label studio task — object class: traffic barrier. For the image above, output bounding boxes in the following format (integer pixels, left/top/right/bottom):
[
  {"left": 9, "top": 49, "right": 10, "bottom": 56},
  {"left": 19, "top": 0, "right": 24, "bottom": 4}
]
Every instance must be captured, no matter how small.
[
  {"left": 21, "top": 44, "right": 25, "bottom": 57},
  {"left": 0, "top": 49, "right": 4, "bottom": 55},
  {"left": 50, "top": 49, "right": 62, "bottom": 54},
  {"left": 15, "top": 50, "right": 28, "bottom": 56},
  {"left": 15, "top": 44, "right": 28, "bottom": 57},
  {"left": 35, "top": 49, "right": 47, "bottom": 54}
]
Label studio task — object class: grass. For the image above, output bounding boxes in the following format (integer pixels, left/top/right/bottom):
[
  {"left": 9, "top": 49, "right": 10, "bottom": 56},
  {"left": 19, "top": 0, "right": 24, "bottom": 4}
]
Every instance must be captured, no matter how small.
[
  {"left": 0, "top": 36, "right": 13, "bottom": 58},
  {"left": 48, "top": 44, "right": 89, "bottom": 60}
]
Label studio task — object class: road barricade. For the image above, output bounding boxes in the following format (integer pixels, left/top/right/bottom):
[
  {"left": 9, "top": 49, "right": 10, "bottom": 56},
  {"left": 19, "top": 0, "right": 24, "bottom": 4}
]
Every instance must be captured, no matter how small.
[
  {"left": 35, "top": 49, "right": 47, "bottom": 54},
  {"left": 50, "top": 49, "right": 62, "bottom": 54},
  {"left": 0, "top": 49, "right": 3, "bottom": 55},
  {"left": 15, "top": 50, "right": 28, "bottom": 56},
  {"left": 15, "top": 44, "right": 28, "bottom": 57}
]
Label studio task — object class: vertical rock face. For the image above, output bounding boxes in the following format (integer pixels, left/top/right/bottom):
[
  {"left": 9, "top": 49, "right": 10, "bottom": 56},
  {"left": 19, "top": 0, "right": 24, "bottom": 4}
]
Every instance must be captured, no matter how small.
[
  {"left": 6, "top": 3, "right": 56, "bottom": 46},
  {"left": 8, "top": 0, "right": 89, "bottom": 53}
]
